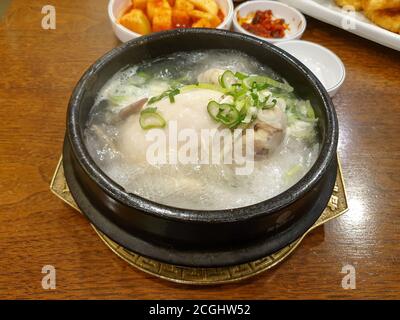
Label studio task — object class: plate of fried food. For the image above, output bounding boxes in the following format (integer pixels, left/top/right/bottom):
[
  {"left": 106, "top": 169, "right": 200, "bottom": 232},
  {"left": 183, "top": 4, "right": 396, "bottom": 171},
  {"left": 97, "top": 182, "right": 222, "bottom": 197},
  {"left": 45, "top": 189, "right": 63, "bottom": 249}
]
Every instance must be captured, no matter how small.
[
  {"left": 278, "top": 0, "right": 400, "bottom": 50},
  {"left": 109, "top": 0, "right": 234, "bottom": 42}
]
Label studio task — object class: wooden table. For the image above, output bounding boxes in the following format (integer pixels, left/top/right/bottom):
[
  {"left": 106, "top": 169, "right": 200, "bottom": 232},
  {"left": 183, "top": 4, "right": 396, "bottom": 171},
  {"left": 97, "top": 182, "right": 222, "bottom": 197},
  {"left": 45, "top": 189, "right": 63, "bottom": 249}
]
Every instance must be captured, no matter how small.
[{"left": 0, "top": 0, "right": 399, "bottom": 300}]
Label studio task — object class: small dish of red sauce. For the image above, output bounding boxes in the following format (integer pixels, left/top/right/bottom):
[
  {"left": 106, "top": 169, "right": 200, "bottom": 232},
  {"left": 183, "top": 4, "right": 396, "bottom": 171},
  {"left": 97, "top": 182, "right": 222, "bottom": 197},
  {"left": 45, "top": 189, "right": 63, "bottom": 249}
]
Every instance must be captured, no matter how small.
[
  {"left": 233, "top": 1, "right": 306, "bottom": 43},
  {"left": 238, "top": 10, "right": 289, "bottom": 39}
]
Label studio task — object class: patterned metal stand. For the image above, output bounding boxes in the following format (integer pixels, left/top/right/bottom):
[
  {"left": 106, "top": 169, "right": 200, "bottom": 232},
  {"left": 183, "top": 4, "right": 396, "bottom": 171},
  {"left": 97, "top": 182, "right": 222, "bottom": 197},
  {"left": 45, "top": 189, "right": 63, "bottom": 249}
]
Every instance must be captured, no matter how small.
[{"left": 50, "top": 157, "right": 348, "bottom": 285}]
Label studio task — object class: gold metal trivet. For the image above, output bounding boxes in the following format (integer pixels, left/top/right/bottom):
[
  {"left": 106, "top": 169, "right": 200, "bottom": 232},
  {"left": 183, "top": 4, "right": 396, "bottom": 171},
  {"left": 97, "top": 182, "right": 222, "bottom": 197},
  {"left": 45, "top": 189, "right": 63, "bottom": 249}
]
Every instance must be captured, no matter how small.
[{"left": 50, "top": 157, "right": 348, "bottom": 285}]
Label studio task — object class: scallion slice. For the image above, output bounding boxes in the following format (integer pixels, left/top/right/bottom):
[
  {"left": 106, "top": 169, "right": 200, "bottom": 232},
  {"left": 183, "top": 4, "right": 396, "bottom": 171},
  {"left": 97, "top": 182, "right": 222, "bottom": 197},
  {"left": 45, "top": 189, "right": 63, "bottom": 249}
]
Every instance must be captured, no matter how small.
[
  {"left": 296, "top": 100, "right": 316, "bottom": 122},
  {"left": 207, "top": 101, "right": 240, "bottom": 127},
  {"left": 139, "top": 108, "right": 166, "bottom": 130},
  {"left": 181, "top": 83, "right": 227, "bottom": 93},
  {"left": 207, "top": 101, "right": 221, "bottom": 121},
  {"left": 243, "top": 75, "right": 293, "bottom": 92},
  {"left": 219, "top": 70, "right": 237, "bottom": 90},
  {"left": 234, "top": 72, "right": 249, "bottom": 80},
  {"left": 148, "top": 88, "right": 180, "bottom": 105}
]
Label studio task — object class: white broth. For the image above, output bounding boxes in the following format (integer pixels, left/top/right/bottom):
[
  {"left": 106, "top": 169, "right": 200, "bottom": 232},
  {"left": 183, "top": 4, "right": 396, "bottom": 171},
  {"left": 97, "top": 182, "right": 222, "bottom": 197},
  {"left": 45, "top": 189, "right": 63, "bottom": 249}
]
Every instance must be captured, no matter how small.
[{"left": 85, "top": 50, "right": 320, "bottom": 210}]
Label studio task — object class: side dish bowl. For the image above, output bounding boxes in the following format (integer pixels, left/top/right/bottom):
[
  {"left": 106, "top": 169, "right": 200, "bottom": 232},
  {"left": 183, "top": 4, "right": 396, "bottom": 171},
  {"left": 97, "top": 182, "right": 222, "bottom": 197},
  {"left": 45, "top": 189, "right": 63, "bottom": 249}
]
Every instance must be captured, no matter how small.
[
  {"left": 108, "top": 0, "right": 234, "bottom": 42},
  {"left": 233, "top": 0, "right": 306, "bottom": 43},
  {"left": 276, "top": 40, "right": 346, "bottom": 97},
  {"left": 64, "top": 29, "right": 338, "bottom": 267}
]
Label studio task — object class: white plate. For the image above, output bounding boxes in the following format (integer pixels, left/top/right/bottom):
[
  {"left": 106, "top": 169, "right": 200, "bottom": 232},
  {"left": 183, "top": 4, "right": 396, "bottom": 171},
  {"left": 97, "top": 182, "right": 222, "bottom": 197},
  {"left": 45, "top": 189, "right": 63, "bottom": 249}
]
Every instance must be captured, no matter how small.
[{"left": 277, "top": 0, "right": 400, "bottom": 51}]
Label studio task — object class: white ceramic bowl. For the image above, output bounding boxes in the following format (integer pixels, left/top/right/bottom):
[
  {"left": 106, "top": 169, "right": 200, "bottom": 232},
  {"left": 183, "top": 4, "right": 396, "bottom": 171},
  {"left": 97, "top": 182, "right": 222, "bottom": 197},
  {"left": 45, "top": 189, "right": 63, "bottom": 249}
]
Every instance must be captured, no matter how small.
[
  {"left": 108, "top": 0, "right": 234, "bottom": 42},
  {"left": 276, "top": 40, "right": 346, "bottom": 97},
  {"left": 233, "top": 0, "right": 306, "bottom": 43}
]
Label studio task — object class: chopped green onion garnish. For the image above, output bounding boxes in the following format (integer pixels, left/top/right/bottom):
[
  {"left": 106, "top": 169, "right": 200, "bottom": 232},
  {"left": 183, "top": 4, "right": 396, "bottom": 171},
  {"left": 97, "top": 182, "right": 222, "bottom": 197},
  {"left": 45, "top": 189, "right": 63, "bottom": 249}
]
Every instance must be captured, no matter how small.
[
  {"left": 181, "top": 83, "right": 227, "bottom": 93},
  {"left": 128, "top": 72, "right": 151, "bottom": 85},
  {"left": 286, "top": 164, "right": 302, "bottom": 177},
  {"left": 139, "top": 108, "right": 166, "bottom": 130},
  {"left": 234, "top": 72, "right": 249, "bottom": 80},
  {"left": 207, "top": 101, "right": 221, "bottom": 120},
  {"left": 207, "top": 101, "right": 240, "bottom": 128},
  {"left": 219, "top": 70, "right": 237, "bottom": 90},
  {"left": 243, "top": 75, "right": 293, "bottom": 92},
  {"left": 109, "top": 94, "right": 129, "bottom": 105},
  {"left": 169, "top": 92, "right": 176, "bottom": 103},
  {"left": 263, "top": 98, "right": 277, "bottom": 109},
  {"left": 295, "top": 100, "right": 316, "bottom": 122},
  {"left": 148, "top": 88, "right": 180, "bottom": 105}
]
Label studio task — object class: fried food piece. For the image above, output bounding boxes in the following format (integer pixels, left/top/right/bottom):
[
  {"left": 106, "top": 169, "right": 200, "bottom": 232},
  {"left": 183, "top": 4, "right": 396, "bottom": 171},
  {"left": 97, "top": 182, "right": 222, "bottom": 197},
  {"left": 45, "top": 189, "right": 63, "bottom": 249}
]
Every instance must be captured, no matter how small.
[
  {"left": 363, "top": 0, "right": 400, "bottom": 33},
  {"left": 365, "top": 7, "right": 400, "bottom": 33},
  {"left": 119, "top": 9, "right": 152, "bottom": 35},
  {"left": 335, "top": 0, "right": 364, "bottom": 10},
  {"left": 187, "top": 0, "right": 218, "bottom": 16},
  {"left": 362, "top": 0, "right": 400, "bottom": 10}
]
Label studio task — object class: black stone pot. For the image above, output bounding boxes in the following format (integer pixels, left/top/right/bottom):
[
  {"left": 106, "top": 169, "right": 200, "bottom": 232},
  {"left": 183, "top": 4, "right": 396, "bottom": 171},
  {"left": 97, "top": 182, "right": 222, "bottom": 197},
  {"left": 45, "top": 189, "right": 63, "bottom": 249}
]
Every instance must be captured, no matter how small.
[{"left": 64, "top": 29, "right": 338, "bottom": 267}]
